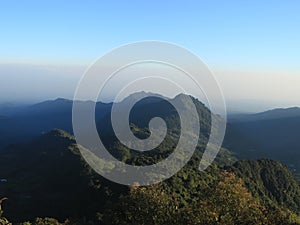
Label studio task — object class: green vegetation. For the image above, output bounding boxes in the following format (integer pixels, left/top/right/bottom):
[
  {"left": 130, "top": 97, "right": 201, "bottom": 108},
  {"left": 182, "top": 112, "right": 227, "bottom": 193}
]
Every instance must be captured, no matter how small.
[
  {"left": 0, "top": 129, "right": 299, "bottom": 224},
  {"left": 226, "top": 159, "right": 300, "bottom": 212},
  {"left": 104, "top": 171, "right": 300, "bottom": 225},
  {"left": 0, "top": 95, "right": 299, "bottom": 224}
]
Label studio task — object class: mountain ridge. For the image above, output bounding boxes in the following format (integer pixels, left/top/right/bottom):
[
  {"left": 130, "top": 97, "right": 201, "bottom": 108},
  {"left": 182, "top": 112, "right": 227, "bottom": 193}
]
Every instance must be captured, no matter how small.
[{"left": 229, "top": 106, "right": 300, "bottom": 122}]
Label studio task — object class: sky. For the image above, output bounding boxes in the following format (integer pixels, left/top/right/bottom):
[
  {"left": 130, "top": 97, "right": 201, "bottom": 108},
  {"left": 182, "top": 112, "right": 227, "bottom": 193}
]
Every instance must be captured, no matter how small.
[{"left": 0, "top": 0, "right": 299, "bottom": 112}]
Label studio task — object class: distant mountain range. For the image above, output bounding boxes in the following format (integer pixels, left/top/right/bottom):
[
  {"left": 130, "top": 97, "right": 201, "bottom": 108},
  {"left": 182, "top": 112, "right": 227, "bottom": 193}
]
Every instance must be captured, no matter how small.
[
  {"left": 0, "top": 98, "right": 112, "bottom": 148},
  {"left": 229, "top": 107, "right": 300, "bottom": 122},
  {"left": 225, "top": 107, "right": 300, "bottom": 180},
  {"left": 0, "top": 94, "right": 299, "bottom": 177}
]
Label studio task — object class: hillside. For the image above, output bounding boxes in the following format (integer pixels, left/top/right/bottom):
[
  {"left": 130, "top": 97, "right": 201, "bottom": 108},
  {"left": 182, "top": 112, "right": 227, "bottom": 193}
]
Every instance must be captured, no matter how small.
[
  {"left": 0, "top": 129, "right": 299, "bottom": 224},
  {"left": 0, "top": 99, "right": 112, "bottom": 149},
  {"left": 226, "top": 159, "right": 300, "bottom": 212},
  {"left": 225, "top": 108, "right": 300, "bottom": 180},
  {"left": 0, "top": 129, "right": 128, "bottom": 223}
]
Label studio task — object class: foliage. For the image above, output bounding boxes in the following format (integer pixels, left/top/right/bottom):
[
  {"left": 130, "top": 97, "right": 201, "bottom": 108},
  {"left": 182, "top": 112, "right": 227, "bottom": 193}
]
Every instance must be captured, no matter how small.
[
  {"left": 102, "top": 171, "right": 300, "bottom": 225},
  {"left": 103, "top": 184, "right": 179, "bottom": 225},
  {"left": 226, "top": 159, "right": 300, "bottom": 213},
  {"left": 188, "top": 171, "right": 266, "bottom": 225},
  {"left": 1, "top": 129, "right": 300, "bottom": 224},
  {"left": 21, "top": 218, "right": 62, "bottom": 225}
]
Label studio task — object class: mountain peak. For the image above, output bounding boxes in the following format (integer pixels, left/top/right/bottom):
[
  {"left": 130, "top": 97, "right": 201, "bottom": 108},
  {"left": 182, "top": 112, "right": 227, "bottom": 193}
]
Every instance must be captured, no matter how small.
[{"left": 54, "top": 97, "right": 72, "bottom": 102}]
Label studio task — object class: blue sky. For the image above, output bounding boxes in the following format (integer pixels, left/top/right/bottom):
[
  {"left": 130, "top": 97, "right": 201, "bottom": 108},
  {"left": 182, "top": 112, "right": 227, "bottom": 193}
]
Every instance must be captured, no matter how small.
[{"left": 0, "top": 0, "right": 299, "bottom": 111}]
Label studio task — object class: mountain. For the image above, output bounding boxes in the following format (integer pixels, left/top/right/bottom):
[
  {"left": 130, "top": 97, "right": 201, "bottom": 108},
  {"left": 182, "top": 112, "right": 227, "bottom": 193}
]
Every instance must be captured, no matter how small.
[
  {"left": 98, "top": 94, "right": 212, "bottom": 145},
  {"left": 225, "top": 107, "right": 300, "bottom": 180},
  {"left": 118, "top": 91, "right": 165, "bottom": 106},
  {"left": 0, "top": 93, "right": 172, "bottom": 149},
  {"left": 1, "top": 95, "right": 299, "bottom": 176},
  {"left": 230, "top": 107, "right": 300, "bottom": 122},
  {"left": 0, "top": 98, "right": 112, "bottom": 149}
]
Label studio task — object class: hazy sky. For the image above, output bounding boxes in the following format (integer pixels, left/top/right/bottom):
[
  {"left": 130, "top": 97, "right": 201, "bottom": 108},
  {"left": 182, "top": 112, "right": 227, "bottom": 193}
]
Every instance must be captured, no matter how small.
[{"left": 0, "top": 1, "right": 299, "bottom": 112}]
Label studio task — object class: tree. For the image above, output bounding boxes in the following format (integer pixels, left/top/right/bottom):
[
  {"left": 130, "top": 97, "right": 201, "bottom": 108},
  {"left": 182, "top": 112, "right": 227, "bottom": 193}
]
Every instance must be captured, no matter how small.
[
  {"left": 182, "top": 171, "right": 266, "bottom": 225},
  {"left": 103, "top": 184, "right": 179, "bottom": 225}
]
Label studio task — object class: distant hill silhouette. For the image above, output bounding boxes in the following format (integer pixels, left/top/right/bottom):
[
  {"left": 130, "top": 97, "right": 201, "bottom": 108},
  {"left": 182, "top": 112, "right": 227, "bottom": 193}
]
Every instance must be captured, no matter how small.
[
  {"left": 0, "top": 98, "right": 112, "bottom": 148},
  {"left": 229, "top": 107, "right": 300, "bottom": 122},
  {"left": 1, "top": 94, "right": 299, "bottom": 181}
]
